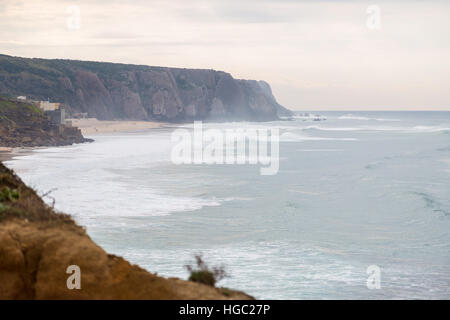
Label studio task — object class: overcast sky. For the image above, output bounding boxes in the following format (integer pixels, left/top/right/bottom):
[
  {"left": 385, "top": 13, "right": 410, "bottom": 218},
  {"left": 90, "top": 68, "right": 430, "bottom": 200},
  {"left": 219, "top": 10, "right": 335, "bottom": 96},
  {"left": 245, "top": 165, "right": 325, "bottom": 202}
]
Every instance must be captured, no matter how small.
[{"left": 1, "top": 0, "right": 449, "bottom": 110}]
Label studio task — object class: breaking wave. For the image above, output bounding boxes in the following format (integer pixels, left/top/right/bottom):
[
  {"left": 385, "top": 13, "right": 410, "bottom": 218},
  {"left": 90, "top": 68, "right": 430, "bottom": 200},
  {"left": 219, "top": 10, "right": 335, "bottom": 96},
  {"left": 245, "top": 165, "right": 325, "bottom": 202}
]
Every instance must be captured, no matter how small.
[
  {"left": 303, "top": 125, "right": 450, "bottom": 133},
  {"left": 338, "top": 114, "right": 400, "bottom": 122}
]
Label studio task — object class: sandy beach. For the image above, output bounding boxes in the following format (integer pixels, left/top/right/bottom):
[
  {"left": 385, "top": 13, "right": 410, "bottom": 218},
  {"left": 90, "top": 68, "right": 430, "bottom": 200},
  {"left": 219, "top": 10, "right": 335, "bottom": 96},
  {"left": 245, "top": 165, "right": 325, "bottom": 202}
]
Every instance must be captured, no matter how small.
[
  {"left": 0, "top": 148, "right": 35, "bottom": 162},
  {"left": 69, "top": 118, "right": 170, "bottom": 135},
  {"left": 0, "top": 148, "right": 13, "bottom": 162}
]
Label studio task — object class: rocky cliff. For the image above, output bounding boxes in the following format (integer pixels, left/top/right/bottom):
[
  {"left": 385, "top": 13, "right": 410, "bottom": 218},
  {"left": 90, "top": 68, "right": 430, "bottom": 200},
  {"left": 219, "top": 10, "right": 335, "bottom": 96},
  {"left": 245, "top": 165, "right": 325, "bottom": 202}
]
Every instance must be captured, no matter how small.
[
  {"left": 0, "top": 54, "right": 292, "bottom": 122},
  {"left": 0, "top": 97, "right": 92, "bottom": 147},
  {"left": 0, "top": 162, "right": 252, "bottom": 299}
]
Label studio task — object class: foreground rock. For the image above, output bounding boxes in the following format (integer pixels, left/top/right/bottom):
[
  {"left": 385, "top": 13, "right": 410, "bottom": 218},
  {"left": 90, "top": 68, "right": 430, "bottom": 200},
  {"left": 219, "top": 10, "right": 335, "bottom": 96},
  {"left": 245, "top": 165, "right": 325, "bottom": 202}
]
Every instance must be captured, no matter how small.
[
  {"left": 0, "top": 97, "right": 92, "bottom": 147},
  {"left": 0, "top": 162, "right": 252, "bottom": 299},
  {"left": 0, "top": 54, "right": 292, "bottom": 122}
]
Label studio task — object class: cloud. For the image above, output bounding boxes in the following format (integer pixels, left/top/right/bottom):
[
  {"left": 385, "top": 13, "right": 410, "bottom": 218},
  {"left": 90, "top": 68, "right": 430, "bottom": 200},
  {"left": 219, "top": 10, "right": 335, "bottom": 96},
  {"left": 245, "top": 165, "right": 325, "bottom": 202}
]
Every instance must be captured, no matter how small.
[{"left": 0, "top": 0, "right": 449, "bottom": 109}]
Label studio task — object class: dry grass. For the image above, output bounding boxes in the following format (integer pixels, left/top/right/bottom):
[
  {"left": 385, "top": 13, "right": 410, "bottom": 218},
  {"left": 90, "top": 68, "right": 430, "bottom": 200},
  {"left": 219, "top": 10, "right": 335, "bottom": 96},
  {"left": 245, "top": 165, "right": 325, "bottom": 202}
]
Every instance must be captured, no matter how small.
[{"left": 0, "top": 161, "right": 73, "bottom": 224}]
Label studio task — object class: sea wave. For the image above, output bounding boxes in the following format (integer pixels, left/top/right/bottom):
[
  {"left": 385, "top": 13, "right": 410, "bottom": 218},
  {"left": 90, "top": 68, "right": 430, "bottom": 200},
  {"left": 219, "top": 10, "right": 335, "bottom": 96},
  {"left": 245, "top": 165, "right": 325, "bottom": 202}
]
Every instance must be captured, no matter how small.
[
  {"left": 293, "top": 113, "right": 327, "bottom": 121},
  {"left": 303, "top": 125, "right": 363, "bottom": 131},
  {"left": 280, "top": 132, "right": 357, "bottom": 141},
  {"left": 412, "top": 191, "right": 450, "bottom": 216},
  {"left": 411, "top": 126, "right": 450, "bottom": 133},
  {"left": 303, "top": 125, "right": 450, "bottom": 133},
  {"left": 338, "top": 114, "right": 400, "bottom": 122}
]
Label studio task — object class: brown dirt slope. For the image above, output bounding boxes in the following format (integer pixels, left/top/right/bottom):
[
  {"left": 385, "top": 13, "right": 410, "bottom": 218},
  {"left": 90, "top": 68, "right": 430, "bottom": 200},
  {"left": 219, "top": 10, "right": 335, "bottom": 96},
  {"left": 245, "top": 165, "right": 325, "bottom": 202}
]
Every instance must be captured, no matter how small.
[{"left": 0, "top": 162, "right": 252, "bottom": 299}]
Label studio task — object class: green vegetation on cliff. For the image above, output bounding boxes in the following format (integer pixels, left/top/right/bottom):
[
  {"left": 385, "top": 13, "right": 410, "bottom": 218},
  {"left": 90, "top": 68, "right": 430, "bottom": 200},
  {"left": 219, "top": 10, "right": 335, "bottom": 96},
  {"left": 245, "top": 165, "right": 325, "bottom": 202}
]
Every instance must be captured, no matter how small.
[
  {"left": 0, "top": 97, "right": 91, "bottom": 147},
  {"left": 0, "top": 99, "right": 43, "bottom": 127}
]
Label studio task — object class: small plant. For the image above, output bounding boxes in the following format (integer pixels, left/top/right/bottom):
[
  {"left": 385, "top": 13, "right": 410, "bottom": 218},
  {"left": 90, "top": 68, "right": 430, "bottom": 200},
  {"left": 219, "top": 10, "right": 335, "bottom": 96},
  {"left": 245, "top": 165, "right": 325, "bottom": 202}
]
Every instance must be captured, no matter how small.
[
  {"left": 0, "top": 187, "right": 20, "bottom": 202},
  {"left": 185, "top": 254, "right": 228, "bottom": 287}
]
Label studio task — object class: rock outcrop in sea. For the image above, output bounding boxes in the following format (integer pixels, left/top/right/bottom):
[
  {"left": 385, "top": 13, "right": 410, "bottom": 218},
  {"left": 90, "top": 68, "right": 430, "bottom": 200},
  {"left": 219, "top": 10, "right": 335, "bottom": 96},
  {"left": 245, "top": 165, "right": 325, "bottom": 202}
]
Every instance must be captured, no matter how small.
[{"left": 0, "top": 54, "right": 292, "bottom": 122}]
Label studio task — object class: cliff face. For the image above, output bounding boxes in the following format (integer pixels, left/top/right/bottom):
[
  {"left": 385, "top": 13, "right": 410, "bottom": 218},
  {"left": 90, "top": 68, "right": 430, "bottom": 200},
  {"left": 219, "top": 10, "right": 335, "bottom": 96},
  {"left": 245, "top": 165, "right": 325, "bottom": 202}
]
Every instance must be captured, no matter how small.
[
  {"left": 0, "top": 162, "right": 252, "bottom": 299},
  {"left": 0, "top": 54, "right": 292, "bottom": 122},
  {"left": 0, "top": 98, "right": 91, "bottom": 147}
]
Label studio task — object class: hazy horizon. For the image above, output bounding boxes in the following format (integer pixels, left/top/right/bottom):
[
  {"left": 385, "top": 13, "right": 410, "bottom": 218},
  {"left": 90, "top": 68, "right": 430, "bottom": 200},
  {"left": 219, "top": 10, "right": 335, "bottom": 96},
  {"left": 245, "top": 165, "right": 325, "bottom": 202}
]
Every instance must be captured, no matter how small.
[{"left": 1, "top": 0, "right": 449, "bottom": 111}]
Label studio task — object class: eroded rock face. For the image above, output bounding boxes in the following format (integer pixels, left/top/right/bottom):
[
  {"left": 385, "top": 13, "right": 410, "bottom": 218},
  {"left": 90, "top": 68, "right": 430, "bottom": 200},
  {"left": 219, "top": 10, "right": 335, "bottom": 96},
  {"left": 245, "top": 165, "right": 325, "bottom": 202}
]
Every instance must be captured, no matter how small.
[
  {"left": 0, "top": 221, "right": 252, "bottom": 299},
  {"left": 0, "top": 54, "right": 292, "bottom": 122}
]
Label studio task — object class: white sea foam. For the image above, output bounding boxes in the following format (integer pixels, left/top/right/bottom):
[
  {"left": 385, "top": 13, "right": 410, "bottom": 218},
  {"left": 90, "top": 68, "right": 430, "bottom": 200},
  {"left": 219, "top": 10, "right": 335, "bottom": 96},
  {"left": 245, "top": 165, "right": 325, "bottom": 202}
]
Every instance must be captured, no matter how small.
[
  {"left": 303, "top": 125, "right": 363, "bottom": 131},
  {"left": 292, "top": 114, "right": 327, "bottom": 121},
  {"left": 410, "top": 126, "right": 450, "bottom": 133},
  {"left": 297, "top": 149, "right": 344, "bottom": 152},
  {"left": 442, "top": 159, "right": 450, "bottom": 173},
  {"left": 280, "top": 132, "right": 357, "bottom": 141},
  {"left": 303, "top": 125, "right": 450, "bottom": 133},
  {"left": 6, "top": 132, "right": 224, "bottom": 223},
  {"left": 338, "top": 114, "right": 400, "bottom": 121}
]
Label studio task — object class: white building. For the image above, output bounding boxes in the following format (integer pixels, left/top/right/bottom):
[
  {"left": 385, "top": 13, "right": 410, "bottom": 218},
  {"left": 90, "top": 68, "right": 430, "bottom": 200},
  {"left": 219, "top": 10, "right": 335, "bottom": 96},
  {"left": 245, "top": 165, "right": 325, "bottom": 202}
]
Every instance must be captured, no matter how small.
[{"left": 38, "top": 100, "right": 60, "bottom": 111}]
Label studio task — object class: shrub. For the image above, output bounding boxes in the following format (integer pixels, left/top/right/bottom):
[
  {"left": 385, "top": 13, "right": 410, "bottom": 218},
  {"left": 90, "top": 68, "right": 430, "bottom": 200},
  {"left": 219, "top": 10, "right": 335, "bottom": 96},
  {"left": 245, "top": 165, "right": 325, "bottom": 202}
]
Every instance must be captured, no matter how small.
[
  {"left": 185, "top": 255, "right": 228, "bottom": 287},
  {"left": 0, "top": 186, "right": 20, "bottom": 202}
]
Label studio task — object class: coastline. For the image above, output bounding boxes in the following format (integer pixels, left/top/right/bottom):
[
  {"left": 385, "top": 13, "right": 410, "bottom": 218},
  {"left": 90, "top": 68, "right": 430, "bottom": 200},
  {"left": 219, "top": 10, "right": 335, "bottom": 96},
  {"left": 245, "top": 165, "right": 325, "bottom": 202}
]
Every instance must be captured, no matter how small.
[
  {"left": 0, "top": 119, "right": 172, "bottom": 162},
  {"left": 69, "top": 118, "right": 170, "bottom": 135},
  {"left": 0, "top": 147, "right": 38, "bottom": 163},
  {"left": 0, "top": 147, "right": 14, "bottom": 162}
]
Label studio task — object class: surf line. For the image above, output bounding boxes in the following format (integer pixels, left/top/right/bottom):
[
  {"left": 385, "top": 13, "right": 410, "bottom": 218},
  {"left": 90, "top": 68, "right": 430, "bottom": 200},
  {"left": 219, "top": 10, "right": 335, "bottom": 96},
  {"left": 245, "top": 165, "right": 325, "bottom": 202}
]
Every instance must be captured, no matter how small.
[{"left": 171, "top": 121, "right": 280, "bottom": 175}]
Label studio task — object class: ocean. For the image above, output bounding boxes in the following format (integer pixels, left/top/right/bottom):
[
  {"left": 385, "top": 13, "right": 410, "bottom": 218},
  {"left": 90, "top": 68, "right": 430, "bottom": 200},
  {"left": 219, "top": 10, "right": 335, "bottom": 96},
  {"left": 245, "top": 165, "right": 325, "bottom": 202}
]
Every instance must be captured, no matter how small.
[{"left": 5, "top": 111, "right": 450, "bottom": 299}]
